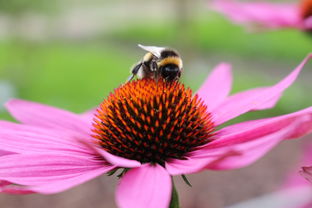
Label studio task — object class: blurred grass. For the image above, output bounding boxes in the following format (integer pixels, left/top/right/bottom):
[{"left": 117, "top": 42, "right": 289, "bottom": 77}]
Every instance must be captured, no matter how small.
[
  {"left": 0, "top": 41, "right": 136, "bottom": 115},
  {"left": 107, "top": 14, "right": 311, "bottom": 61}
]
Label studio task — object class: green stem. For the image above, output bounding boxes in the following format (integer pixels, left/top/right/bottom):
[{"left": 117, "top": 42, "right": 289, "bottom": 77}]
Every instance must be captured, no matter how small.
[{"left": 169, "top": 178, "right": 180, "bottom": 208}]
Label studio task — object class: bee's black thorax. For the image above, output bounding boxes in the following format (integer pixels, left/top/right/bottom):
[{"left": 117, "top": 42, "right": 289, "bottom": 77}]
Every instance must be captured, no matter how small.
[{"left": 160, "top": 50, "right": 179, "bottom": 59}]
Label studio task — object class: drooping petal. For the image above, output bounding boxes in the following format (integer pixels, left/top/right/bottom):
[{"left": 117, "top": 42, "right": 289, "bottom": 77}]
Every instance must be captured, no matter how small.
[
  {"left": 0, "top": 120, "right": 95, "bottom": 143},
  {"left": 75, "top": 138, "right": 142, "bottom": 168},
  {"left": 5, "top": 99, "right": 91, "bottom": 135},
  {"left": 0, "top": 154, "right": 112, "bottom": 187},
  {"left": 196, "top": 63, "right": 232, "bottom": 111},
  {"left": 209, "top": 107, "right": 312, "bottom": 149},
  {"left": 196, "top": 107, "right": 312, "bottom": 170},
  {"left": 0, "top": 182, "right": 34, "bottom": 194},
  {"left": 116, "top": 164, "right": 172, "bottom": 208},
  {"left": 166, "top": 148, "right": 239, "bottom": 175},
  {"left": 0, "top": 122, "right": 92, "bottom": 155},
  {"left": 212, "top": 54, "right": 312, "bottom": 125},
  {"left": 211, "top": 0, "right": 302, "bottom": 29},
  {"left": 206, "top": 127, "right": 289, "bottom": 170},
  {"left": 2, "top": 167, "right": 110, "bottom": 194},
  {"left": 96, "top": 148, "right": 142, "bottom": 168},
  {"left": 29, "top": 167, "right": 110, "bottom": 194}
]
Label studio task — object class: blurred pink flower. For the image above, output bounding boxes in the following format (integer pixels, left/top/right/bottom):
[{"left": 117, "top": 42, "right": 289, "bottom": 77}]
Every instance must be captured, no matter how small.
[
  {"left": 301, "top": 167, "right": 312, "bottom": 184},
  {"left": 228, "top": 142, "right": 312, "bottom": 208},
  {"left": 211, "top": 0, "right": 312, "bottom": 31},
  {"left": 300, "top": 145, "right": 312, "bottom": 185},
  {"left": 0, "top": 54, "right": 312, "bottom": 208},
  {"left": 278, "top": 143, "right": 312, "bottom": 208}
]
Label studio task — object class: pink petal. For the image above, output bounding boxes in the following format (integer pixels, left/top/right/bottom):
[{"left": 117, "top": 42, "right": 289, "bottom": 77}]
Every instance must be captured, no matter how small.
[
  {"left": 0, "top": 120, "right": 95, "bottom": 143},
  {"left": 0, "top": 182, "right": 34, "bottom": 194},
  {"left": 0, "top": 160, "right": 112, "bottom": 195},
  {"left": 116, "top": 164, "right": 171, "bottom": 208},
  {"left": 5, "top": 99, "right": 91, "bottom": 135},
  {"left": 300, "top": 166, "right": 312, "bottom": 184},
  {"left": 0, "top": 180, "right": 11, "bottom": 187},
  {"left": 212, "top": 54, "right": 312, "bottom": 125},
  {"left": 1, "top": 187, "right": 34, "bottom": 194},
  {"left": 211, "top": 0, "right": 302, "bottom": 29},
  {"left": 79, "top": 107, "right": 97, "bottom": 132},
  {"left": 206, "top": 127, "right": 289, "bottom": 170},
  {"left": 166, "top": 158, "right": 210, "bottom": 176},
  {"left": 76, "top": 138, "right": 142, "bottom": 168},
  {"left": 2, "top": 167, "right": 110, "bottom": 194},
  {"left": 0, "top": 149, "right": 14, "bottom": 156},
  {"left": 0, "top": 153, "right": 112, "bottom": 186},
  {"left": 218, "top": 87, "right": 282, "bottom": 112},
  {"left": 80, "top": 108, "right": 97, "bottom": 123},
  {"left": 30, "top": 167, "right": 110, "bottom": 194},
  {"left": 196, "top": 108, "right": 312, "bottom": 170},
  {"left": 0, "top": 123, "right": 92, "bottom": 155},
  {"left": 207, "top": 107, "right": 312, "bottom": 149},
  {"left": 196, "top": 63, "right": 232, "bottom": 111},
  {"left": 166, "top": 149, "right": 239, "bottom": 175},
  {"left": 96, "top": 148, "right": 141, "bottom": 168}
]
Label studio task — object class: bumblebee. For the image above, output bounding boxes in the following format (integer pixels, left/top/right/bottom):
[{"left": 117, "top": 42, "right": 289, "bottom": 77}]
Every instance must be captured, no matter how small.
[{"left": 128, "top": 44, "right": 183, "bottom": 82}]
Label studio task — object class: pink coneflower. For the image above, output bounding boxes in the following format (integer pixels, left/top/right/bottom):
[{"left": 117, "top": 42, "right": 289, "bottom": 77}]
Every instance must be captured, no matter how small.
[
  {"left": 300, "top": 146, "right": 312, "bottom": 184},
  {"left": 0, "top": 54, "right": 312, "bottom": 208},
  {"left": 301, "top": 167, "right": 312, "bottom": 184},
  {"left": 211, "top": 0, "right": 312, "bottom": 32},
  {"left": 286, "top": 144, "right": 312, "bottom": 208},
  {"left": 228, "top": 143, "right": 312, "bottom": 208}
]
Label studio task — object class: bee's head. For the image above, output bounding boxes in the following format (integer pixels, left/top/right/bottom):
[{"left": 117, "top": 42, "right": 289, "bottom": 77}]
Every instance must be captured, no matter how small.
[
  {"left": 158, "top": 53, "right": 183, "bottom": 81},
  {"left": 159, "top": 64, "right": 181, "bottom": 81}
]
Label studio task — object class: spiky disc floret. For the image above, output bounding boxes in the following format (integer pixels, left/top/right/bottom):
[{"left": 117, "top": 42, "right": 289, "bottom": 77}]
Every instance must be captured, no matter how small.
[{"left": 92, "top": 79, "right": 214, "bottom": 165}]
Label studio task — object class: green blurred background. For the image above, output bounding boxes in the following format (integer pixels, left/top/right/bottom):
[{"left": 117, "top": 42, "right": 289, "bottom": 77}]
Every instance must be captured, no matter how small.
[
  {"left": 0, "top": 0, "right": 311, "bottom": 207},
  {"left": 0, "top": 0, "right": 311, "bottom": 121}
]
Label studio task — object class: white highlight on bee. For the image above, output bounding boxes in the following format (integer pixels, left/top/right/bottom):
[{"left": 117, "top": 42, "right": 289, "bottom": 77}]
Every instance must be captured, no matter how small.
[{"left": 138, "top": 44, "right": 165, "bottom": 58}]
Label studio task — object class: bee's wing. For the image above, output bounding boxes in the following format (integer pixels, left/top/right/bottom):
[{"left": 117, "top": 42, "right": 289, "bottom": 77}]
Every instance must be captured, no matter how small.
[{"left": 138, "top": 44, "right": 165, "bottom": 58}]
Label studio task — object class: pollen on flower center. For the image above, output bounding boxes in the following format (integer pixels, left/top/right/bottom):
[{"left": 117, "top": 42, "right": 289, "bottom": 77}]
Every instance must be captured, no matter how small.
[
  {"left": 300, "top": 0, "right": 312, "bottom": 20},
  {"left": 92, "top": 78, "right": 215, "bottom": 165}
]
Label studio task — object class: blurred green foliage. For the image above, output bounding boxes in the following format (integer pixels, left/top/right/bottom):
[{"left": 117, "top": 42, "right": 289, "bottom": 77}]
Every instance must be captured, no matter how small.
[
  {"left": 0, "top": 9, "right": 311, "bottom": 124},
  {"left": 0, "top": 0, "right": 57, "bottom": 15},
  {"left": 0, "top": 41, "right": 135, "bottom": 114},
  {"left": 108, "top": 14, "right": 312, "bottom": 62}
]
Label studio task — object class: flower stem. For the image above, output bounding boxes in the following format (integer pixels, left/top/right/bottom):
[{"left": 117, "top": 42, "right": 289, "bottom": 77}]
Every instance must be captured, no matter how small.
[{"left": 169, "top": 178, "right": 180, "bottom": 208}]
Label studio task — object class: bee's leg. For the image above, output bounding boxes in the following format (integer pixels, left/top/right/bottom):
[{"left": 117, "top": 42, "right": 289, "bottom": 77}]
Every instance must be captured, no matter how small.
[
  {"left": 127, "top": 63, "right": 142, "bottom": 82},
  {"left": 152, "top": 61, "right": 159, "bottom": 84},
  {"left": 127, "top": 74, "right": 135, "bottom": 82}
]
